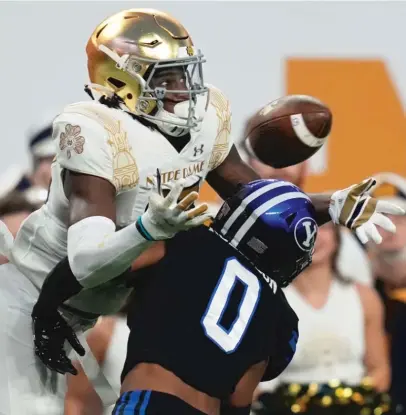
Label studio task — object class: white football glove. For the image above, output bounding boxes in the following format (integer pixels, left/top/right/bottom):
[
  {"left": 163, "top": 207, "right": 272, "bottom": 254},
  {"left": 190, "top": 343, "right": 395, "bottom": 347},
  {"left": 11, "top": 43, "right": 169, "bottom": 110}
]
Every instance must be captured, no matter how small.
[
  {"left": 137, "top": 179, "right": 213, "bottom": 241},
  {"left": 329, "top": 177, "right": 405, "bottom": 244}
]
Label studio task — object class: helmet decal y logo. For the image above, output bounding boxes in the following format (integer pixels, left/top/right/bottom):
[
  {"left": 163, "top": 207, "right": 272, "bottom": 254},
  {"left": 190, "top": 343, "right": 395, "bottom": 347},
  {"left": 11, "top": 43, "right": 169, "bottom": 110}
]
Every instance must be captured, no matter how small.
[{"left": 294, "top": 217, "right": 318, "bottom": 251}]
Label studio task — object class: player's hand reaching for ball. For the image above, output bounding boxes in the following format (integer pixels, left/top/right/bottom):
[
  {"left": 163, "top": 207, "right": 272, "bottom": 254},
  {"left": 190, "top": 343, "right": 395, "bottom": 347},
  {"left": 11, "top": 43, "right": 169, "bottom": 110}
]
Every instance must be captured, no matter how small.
[
  {"left": 137, "top": 176, "right": 213, "bottom": 241},
  {"left": 329, "top": 177, "right": 405, "bottom": 244}
]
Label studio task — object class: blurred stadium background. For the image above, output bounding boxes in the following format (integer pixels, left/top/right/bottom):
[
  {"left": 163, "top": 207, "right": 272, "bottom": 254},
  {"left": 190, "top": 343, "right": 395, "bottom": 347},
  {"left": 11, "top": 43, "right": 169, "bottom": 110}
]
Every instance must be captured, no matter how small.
[{"left": 1, "top": 1, "right": 406, "bottom": 414}]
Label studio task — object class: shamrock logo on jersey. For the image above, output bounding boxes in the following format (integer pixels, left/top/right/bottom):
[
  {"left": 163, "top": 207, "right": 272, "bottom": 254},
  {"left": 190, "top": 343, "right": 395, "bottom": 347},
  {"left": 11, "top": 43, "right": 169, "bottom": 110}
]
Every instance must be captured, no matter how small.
[{"left": 59, "top": 124, "right": 85, "bottom": 159}]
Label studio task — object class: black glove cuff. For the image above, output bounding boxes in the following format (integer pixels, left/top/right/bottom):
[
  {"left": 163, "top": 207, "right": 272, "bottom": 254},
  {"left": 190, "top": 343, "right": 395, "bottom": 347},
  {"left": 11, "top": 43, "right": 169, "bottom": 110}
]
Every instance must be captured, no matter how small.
[{"left": 33, "top": 257, "right": 83, "bottom": 318}]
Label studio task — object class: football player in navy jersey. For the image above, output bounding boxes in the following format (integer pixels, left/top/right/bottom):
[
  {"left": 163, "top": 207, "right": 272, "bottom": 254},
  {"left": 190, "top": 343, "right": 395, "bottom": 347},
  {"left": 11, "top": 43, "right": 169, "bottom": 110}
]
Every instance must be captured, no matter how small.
[{"left": 115, "top": 179, "right": 319, "bottom": 415}]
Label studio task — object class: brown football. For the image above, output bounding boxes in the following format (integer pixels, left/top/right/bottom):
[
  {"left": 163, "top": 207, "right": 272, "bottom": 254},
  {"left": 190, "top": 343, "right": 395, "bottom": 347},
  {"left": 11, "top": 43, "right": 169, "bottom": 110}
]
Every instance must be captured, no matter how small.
[{"left": 244, "top": 95, "right": 332, "bottom": 168}]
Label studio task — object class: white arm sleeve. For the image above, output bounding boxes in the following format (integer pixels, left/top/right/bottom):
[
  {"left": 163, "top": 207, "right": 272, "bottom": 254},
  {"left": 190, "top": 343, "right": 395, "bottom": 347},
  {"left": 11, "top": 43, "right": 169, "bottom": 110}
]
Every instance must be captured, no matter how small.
[
  {"left": 53, "top": 104, "right": 117, "bottom": 190},
  {"left": 68, "top": 216, "right": 153, "bottom": 288}
]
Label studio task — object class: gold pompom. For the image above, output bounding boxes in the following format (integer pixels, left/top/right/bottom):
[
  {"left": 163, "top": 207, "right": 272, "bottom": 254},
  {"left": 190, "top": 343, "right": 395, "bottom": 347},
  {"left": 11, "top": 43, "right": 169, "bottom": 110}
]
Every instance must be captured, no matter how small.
[
  {"left": 328, "top": 379, "right": 341, "bottom": 388},
  {"left": 335, "top": 388, "right": 344, "bottom": 398},
  {"left": 352, "top": 392, "right": 364, "bottom": 404},
  {"left": 321, "top": 396, "right": 332, "bottom": 407},
  {"left": 291, "top": 404, "right": 302, "bottom": 413},
  {"left": 288, "top": 384, "right": 301, "bottom": 396},
  {"left": 361, "top": 377, "right": 374, "bottom": 390},
  {"left": 307, "top": 383, "right": 319, "bottom": 396},
  {"left": 343, "top": 388, "right": 353, "bottom": 399}
]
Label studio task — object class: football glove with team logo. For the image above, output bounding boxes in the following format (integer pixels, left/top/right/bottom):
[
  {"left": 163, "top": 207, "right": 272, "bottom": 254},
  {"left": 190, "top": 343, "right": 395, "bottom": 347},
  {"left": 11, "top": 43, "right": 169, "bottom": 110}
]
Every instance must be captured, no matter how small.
[
  {"left": 137, "top": 173, "right": 214, "bottom": 241},
  {"left": 329, "top": 177, "right": 405, "bottom": 244}
]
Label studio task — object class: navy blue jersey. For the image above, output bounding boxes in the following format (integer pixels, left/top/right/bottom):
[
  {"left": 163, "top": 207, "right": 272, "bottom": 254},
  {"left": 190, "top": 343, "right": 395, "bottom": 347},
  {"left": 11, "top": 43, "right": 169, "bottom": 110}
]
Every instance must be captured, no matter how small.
[{"left": 122, "top": 226, "right": 298, "bottom": 399}]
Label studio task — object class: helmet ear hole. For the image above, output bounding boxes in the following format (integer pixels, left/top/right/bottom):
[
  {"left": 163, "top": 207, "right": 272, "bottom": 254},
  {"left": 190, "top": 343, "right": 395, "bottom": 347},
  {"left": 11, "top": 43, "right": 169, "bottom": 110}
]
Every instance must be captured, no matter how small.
[
  {"left": 107, "top": 77, "right": 126, "bottom": 90},
  {"left": 285, "top": 212, "right": 297, "bottom": 227}
]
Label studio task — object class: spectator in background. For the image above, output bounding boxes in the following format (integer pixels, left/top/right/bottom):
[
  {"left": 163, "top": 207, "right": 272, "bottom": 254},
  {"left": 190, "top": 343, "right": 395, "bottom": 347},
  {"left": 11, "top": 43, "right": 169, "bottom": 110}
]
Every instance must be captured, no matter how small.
[
  {"left": 0, "top": 190, "right": 37, "bottom": 238},
  {"left": 7, "top": 114, "right": 56, "bottom": 194},
  {"left": 0, "top": 117, "right": 55, "bottom": 263},
  {"left": 0, "top": 168, "right": 47, "bottom": 264},
  {"left": 252, "top": 221, "right": 391, "bottom": 415},
  {"left": 26, "top": 114, "right": 56, "bottom": 189},
  {"left": 368, "top": 173, "right": 406, "bottom": 414},
  {"left": 0, "top": 113, "right": 55, "bottom": 215}
]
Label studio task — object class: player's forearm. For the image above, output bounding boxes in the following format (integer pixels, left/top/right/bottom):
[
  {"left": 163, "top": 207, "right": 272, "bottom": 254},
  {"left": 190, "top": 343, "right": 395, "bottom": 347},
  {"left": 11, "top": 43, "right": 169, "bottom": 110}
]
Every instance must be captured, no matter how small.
[
  {"left": 307, "top": 192, "right": 332, "bottom": 226},
  {"left": 209, "top": 146, "right": 333, "bottom": 225},
  {"left": 206, "top": 146, "right": 260, "bottom": 200},
  {"left": 68, "top": 216, "right": 153, "bottom": 288},
  {"left": 33, "top": 257, "right": 84, "bottom": 316}
]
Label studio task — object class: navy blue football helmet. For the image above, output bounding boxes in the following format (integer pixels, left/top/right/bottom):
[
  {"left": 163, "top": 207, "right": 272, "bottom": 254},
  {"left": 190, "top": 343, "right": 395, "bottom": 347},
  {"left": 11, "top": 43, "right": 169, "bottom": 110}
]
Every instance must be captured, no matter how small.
[{"left": 211, "top": 179, "right": 318, "bottom": 287}]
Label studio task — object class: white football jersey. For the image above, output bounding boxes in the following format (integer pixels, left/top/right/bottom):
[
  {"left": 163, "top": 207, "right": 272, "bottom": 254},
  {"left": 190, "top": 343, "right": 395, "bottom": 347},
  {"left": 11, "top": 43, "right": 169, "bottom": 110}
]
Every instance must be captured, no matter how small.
[{"left": 9, "top": 86, "right": 233, "bottom": 314}]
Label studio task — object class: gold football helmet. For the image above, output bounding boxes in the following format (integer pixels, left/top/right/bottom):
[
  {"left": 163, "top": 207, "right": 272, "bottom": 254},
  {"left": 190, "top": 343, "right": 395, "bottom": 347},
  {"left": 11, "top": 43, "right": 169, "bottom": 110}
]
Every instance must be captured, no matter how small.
[{"left": 86, "top": 9, "right": 208, "bottom": 136}]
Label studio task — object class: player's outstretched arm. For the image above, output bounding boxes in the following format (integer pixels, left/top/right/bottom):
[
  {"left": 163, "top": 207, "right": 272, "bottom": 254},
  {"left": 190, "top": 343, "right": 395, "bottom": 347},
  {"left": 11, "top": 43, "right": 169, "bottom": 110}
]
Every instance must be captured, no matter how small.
[
  {"left": 206, "top": 145, "right": 330, "bottom": 222},
  {"left": 295, "top": 179, "right": 404, "bottom": 243},
  {"left": 32, "top": 174, "right": 206, "bottom": 334},
  {"left": 327, "top": 178, "right": 405, "bottom": 244},
  {"left": 206, "top": 145, "right": 261, "bottom": 200},
  {"left": 206, "top": 147, "right": 404, "bottom": 244},
  {"left": 205, "top": 145, "right": 339, "bottom": 224},
  {"left": 66, "top": 172, "right": 211, "bottom": 288}
]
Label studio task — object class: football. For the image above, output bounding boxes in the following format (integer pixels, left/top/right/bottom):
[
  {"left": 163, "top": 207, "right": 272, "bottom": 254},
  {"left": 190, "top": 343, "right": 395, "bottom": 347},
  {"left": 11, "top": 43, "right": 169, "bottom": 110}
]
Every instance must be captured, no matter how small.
[{"left": 244, "top": 95, "right": 332, "bottom": 168}]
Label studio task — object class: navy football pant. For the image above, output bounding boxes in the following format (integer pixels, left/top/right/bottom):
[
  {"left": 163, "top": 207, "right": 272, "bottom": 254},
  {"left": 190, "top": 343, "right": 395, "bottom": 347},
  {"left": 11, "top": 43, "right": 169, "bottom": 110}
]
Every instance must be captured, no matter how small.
[{"left": 112, "top": 390, "right": 206, "bottom": 414}]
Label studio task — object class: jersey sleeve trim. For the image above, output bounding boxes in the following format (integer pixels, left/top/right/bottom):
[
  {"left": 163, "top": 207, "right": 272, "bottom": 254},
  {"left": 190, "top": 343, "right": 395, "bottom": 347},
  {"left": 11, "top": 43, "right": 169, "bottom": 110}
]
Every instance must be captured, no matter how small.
[{"left": 207, "top": 86, "right": 234, "bottom": 171}]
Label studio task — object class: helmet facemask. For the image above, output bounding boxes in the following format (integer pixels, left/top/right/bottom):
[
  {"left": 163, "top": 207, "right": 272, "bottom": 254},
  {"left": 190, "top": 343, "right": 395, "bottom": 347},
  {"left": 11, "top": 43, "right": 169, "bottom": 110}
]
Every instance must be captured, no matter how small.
[{"left": 98, "top": 44, "right": 209, "bottom": 137}]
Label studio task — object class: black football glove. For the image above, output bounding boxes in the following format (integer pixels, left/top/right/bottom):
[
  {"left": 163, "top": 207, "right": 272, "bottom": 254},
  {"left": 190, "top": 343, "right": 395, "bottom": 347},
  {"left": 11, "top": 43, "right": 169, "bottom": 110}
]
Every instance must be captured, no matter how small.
[{"left": 32, "top": 306, "right": 85, "bottom": 375}]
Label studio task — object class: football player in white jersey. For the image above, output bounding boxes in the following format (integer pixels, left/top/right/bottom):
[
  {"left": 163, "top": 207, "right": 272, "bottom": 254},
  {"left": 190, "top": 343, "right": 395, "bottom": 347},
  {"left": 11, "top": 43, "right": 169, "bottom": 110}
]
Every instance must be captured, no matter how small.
[{"left": 0, "top": 7, "right": 402, "bottom": 415}]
